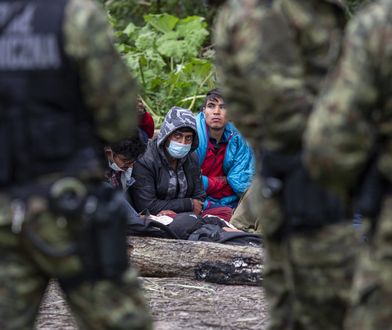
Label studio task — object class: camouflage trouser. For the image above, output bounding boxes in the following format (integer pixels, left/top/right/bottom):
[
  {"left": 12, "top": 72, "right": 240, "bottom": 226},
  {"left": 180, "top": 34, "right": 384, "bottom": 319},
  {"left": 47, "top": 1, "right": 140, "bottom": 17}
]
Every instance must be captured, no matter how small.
[
  {"left": 345, "top": 194, "right": 392, "bottom": 330},
  {"left": 253, "top": 177, "right": 357, "bottom": 330},
  {"left": 0, "top": 188, "right": 153, "bottom": 330},
  {"left": 230, "top": 178, "right": 263, "bottom": 234}
]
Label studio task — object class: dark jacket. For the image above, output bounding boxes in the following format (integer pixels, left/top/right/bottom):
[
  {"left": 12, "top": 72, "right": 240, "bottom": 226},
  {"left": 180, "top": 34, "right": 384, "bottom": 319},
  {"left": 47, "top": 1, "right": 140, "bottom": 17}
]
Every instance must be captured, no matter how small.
[{"left": 130, "top": 107, "right": 206, "bottom": 215}]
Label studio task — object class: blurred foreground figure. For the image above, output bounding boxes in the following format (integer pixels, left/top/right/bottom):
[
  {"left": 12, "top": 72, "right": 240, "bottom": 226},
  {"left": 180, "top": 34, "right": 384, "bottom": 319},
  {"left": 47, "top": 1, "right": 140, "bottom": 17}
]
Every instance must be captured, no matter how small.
[
  {"left": 215, "top": 0, "right": 357, "bottom": 329},
  {"left": 0, "top": 0, "right": 152, "bottom": 329},
  {"left": 305, "top": 1, "right": 392, "bottom": 328}
]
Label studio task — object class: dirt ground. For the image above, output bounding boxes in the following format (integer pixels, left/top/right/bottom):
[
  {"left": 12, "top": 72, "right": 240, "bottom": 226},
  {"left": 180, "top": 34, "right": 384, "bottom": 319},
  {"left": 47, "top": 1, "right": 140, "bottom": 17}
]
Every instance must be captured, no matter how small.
[{"left": 36, "top": 277, "right": 269, "bottom": 330}]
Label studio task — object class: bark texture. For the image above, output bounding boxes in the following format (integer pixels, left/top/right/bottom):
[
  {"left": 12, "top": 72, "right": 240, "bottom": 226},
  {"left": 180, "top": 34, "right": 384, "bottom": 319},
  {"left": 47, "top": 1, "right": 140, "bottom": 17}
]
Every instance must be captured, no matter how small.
[{"left": 128, "top": 236, "right": 264, "bottom": 285}]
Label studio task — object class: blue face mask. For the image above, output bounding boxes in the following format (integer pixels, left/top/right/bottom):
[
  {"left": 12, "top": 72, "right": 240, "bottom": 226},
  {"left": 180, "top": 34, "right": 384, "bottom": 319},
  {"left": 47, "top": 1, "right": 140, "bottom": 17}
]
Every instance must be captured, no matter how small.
[{"left": 167, "top": 140, "right": 192, "bottom": 159}]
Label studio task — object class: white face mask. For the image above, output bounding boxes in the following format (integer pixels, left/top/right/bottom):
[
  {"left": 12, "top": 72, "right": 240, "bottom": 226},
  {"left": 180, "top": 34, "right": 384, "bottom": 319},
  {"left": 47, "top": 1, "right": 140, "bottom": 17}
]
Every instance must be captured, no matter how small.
[
  {"left": 124, "top": 167, "right": 133, "bottom": 183},
  {"left": 109, "top": 160, "right": 134, "bottom": 190},
  {"left": 121, "top": 167, "right": 134, "bottom": 191},
  {"left": 109, "top": 160, "right": 124, "bottom": 172}
]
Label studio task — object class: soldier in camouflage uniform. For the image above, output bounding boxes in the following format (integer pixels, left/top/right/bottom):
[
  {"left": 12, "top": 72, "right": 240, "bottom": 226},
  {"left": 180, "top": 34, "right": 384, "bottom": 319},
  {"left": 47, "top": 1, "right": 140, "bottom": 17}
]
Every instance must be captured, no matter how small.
[
  {"left": 215, "top": 1, "right": 357, "bottom": 329},
  {"left": 305, "top": 1, "right": 392, "bottom": 328},
  {"left": 0, "top": 0, "right": 152, "bottom": 329}
]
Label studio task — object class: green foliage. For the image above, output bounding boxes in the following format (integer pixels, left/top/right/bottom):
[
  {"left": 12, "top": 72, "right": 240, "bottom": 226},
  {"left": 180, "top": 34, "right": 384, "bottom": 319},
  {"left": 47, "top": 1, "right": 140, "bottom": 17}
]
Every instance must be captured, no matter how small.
[
  {"left": 116, "top": 13, "right": 215, "bottom": 126},
  {"left": 100, "top": 0, "right": 209, "bottom": 30}
]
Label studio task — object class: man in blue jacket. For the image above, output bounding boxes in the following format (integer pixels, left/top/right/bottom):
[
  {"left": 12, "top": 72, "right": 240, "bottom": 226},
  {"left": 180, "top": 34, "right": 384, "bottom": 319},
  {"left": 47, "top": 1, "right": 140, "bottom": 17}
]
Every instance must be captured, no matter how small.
[{"left": 196, "top": 89, "right": 255, "bottom": 217}]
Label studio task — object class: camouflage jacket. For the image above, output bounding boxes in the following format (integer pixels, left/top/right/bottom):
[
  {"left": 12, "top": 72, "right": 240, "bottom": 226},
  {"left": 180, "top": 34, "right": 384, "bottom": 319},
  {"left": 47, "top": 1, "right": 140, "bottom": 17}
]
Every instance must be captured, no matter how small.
[
  {"left": 64, "top": 0, "right": 138, "bottom": 144},
  {"left": 214, "top": 0, "right": 346, "bottom": 152},
  {"left": 305, "top": 0, "right": 392, "bottom": 194}
]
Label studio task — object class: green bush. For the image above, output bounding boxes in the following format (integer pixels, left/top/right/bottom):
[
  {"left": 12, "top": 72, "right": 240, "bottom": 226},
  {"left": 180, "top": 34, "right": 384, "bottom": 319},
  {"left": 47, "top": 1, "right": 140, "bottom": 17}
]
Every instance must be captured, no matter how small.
[
  {"left": 115, "top": 13, "right": 215, "bottom": 126},
  {"left": 100, "top": 0, "right": 209, "bottom": 30}
]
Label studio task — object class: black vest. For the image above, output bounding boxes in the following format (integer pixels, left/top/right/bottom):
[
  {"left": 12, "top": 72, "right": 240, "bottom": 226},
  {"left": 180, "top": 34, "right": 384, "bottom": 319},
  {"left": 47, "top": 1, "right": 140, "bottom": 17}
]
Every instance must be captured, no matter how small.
[{"left": 0, "top": 0, "right": 102, "bottom": 187}]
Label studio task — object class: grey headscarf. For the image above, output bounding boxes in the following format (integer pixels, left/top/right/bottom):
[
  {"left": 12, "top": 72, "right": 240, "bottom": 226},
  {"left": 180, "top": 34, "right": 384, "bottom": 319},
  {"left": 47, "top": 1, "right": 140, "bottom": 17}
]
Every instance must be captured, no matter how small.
[
  {"left": 157, "top": 106, "right": 199, "bottom": 151},
  {"left": 157, "top": 107, "right": 198, "bottom": 200}
]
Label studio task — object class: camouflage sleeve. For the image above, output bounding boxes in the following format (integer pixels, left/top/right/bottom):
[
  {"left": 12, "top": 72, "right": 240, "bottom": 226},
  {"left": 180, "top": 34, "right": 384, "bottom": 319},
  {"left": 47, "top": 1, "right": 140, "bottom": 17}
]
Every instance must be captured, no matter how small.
[
  {"left": 304, "top": 4, "right": 385, "bottom": 193},
  {"left": 214, "top": 0, "right": 313, "bottom": 151},
  {"left": 63, "top": 0, "right": 138, "bottom": 144}
]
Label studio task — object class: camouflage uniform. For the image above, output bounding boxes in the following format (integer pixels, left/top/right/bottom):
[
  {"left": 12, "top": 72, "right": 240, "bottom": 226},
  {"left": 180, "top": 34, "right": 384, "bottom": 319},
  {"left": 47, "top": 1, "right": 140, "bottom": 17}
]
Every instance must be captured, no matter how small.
[
  {"left": 0, "top": 0, "right": 152, "bottom": 329},
  {"left": 215, "top": 1, "right": 356, "bottom": 329},
  {"left": 305, "top": 1, "right": 392, "bottom": 328}
]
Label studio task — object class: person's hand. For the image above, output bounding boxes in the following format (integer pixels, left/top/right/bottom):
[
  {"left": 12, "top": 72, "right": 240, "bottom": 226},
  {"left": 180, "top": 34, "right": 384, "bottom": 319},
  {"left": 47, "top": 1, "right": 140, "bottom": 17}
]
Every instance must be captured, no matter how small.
[
  {"left": 222, "top": 227, "right": 241, "bottom": 232},
  {"left": 157, "top": 210, "right": 177, "bottom": 218},
  {"left": 192, "top": 199, "right": 203, "bottom": 215},
  {"left": 137, "top": 98, "right": 146, "bottom": 115}
]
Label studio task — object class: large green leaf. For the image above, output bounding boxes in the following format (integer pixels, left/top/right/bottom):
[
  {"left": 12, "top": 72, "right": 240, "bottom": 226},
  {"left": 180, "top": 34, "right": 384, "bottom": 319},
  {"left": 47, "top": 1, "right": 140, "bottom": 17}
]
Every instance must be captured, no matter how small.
[
  {"left": 144, "top": 14, "right": 179, "bottom": 33},
  {"left": 180, "top": 59, "right": 214, "bottom": 85},
  {"left": 135, "top": 28, "right": 156, "bottom": 50},
  {"left": 154, "top": 16, "right": 209, "bottom": 61},
  {"left": 156, "top": 34, "right": 187, "bottom": 60},
  {"left": 123, "top": 22, "right": 137, "bottom": 37},
  {"left": 177, "top": 16, "right": 208, "bottom": 43}
]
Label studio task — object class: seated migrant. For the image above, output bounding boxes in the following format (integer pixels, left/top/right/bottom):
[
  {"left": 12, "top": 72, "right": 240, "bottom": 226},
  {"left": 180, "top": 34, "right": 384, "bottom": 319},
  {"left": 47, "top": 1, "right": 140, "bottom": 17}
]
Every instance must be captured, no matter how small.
[
  {"left": 130, "top": 106, "right": 206, "bottom": 216},
  {"left": 195, "top": 89, "right": 255, "bottom": 215}
]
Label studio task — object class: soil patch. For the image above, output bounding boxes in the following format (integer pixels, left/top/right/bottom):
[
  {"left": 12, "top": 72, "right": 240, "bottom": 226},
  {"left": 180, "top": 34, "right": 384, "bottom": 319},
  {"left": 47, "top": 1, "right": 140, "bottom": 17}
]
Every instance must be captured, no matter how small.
[{"left": 36, "top": 278, "right": 269, "bottom": 329}]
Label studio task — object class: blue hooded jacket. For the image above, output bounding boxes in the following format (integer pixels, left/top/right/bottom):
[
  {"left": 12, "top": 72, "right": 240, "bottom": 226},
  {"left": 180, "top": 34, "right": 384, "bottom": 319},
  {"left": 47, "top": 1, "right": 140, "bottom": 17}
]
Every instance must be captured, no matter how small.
[{"left": 195, "top": 112, "right": 255, "bottom": 208}]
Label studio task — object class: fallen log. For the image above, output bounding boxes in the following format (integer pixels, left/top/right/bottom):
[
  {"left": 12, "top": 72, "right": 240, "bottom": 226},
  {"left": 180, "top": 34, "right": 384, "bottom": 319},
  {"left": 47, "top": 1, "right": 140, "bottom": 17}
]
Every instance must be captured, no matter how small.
[{"left": 127, "top": 236, "right": 264, "bottom": 286}]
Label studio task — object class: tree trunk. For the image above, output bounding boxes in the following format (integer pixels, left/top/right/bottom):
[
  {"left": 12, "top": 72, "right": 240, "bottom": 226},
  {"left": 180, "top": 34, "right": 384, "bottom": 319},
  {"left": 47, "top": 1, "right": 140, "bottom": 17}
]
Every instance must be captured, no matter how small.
[{"left": 128, "top": 236, "right": 264, "bottom": 286}]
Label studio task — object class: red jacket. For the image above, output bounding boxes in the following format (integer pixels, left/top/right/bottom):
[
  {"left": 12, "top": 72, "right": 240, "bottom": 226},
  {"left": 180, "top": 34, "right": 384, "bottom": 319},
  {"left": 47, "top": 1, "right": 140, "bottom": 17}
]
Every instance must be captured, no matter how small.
[
  {"left": 139, "top": 111, "right": 155, "bottom": 139},
  {"left": 201, "top": 139, "right": 234, "bottom": 199}
]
